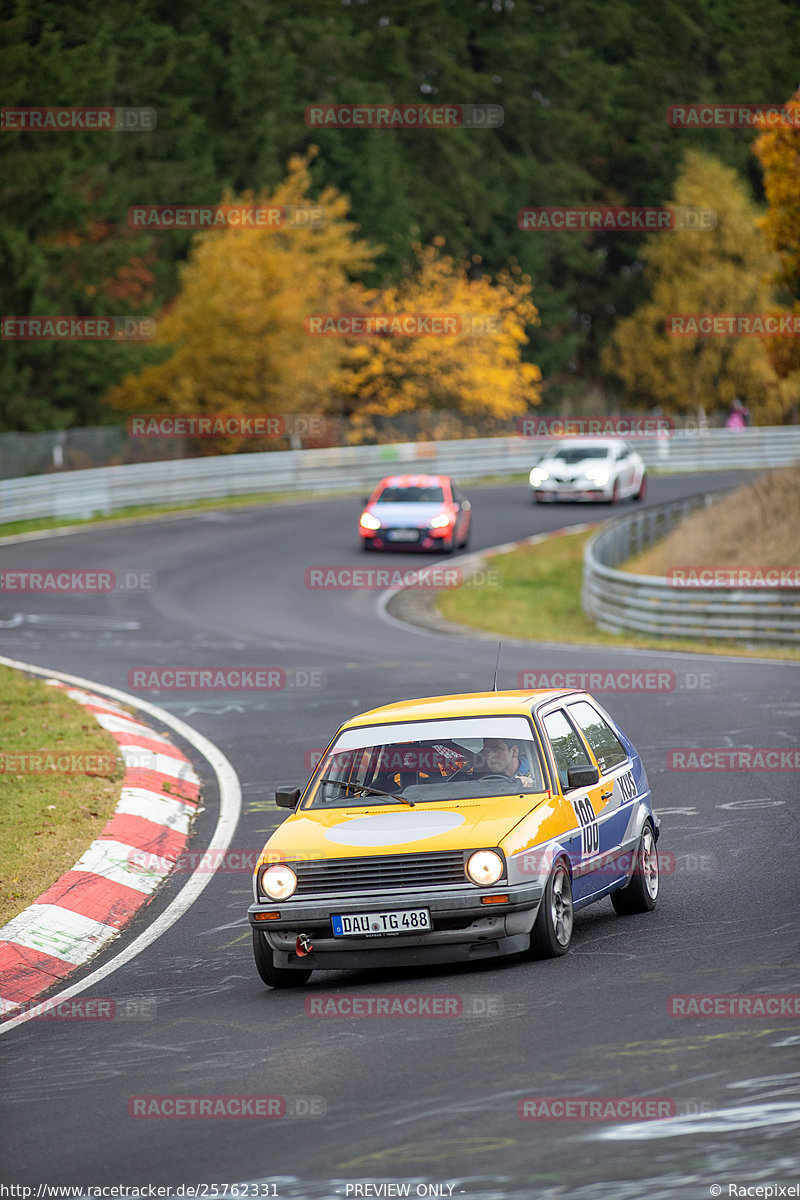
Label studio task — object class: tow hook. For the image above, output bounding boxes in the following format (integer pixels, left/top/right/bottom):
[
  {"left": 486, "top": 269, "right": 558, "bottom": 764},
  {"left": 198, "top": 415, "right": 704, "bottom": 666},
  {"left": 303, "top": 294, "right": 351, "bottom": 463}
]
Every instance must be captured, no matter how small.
[{"left": 296, "top": 934, "right": 313, "bottom": 957}]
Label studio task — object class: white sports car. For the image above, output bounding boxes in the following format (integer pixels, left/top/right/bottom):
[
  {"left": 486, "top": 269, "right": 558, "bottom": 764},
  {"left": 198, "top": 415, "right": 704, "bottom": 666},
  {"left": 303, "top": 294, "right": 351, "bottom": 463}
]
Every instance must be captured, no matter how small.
[{"left": 529, "top": 437, "right": 647, "bottom": 504}]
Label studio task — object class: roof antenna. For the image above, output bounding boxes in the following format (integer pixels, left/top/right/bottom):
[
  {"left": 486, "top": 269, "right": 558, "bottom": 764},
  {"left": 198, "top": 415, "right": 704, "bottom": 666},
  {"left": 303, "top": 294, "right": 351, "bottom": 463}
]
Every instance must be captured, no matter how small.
[{"left": 492, "top": 643, "right": 502, "bottom": 692}]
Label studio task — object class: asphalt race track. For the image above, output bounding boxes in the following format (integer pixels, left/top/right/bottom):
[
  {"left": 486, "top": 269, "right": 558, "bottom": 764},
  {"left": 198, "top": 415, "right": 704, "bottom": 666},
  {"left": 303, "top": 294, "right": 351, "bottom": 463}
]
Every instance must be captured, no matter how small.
[{"left": 1, "top": 469, "right": 798, "bottom": 1199}]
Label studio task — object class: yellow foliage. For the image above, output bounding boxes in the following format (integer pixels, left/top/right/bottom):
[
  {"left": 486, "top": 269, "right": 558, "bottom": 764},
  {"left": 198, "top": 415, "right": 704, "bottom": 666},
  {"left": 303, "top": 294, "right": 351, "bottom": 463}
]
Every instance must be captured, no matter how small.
[
  {"left": 753, "top": 92, "right": 800, "bottom": 393},
  {"left": 106, "top": 150, "right": 377, "bottom": 451},
  {"left": 331, "top": 243, "right": 542, "bottom": 443},
  {"left": 603, "top": 151, "right": 800, "bottom": 424}
]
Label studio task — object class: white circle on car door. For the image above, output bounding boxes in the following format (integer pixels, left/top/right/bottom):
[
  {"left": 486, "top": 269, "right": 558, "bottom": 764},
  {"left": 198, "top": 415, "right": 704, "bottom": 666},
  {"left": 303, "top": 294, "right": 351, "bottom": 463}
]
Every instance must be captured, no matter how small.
[{"left": 324, "top": 811, "right": 466, "bottom": 847}]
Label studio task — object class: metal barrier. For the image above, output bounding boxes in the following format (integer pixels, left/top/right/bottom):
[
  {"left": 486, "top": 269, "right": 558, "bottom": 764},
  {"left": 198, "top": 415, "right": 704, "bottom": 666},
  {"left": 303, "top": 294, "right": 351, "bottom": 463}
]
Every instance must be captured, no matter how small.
[
  {"left": 582, "top": 493, "right": 800, "bottom": 644},
  {"left": 1, "top": 426, "right": 800, "bottom": 526}
]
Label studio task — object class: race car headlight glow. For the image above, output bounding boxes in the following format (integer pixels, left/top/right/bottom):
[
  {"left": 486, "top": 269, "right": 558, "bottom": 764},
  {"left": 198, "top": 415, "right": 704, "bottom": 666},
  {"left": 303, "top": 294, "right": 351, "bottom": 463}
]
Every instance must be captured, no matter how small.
[
  {"left": 429, "top": 512, "right": 452, "bottom": 528},
  {"left": 584, "top": 467, "right": 610, "bottom": 485},
  {"left": 529, "top": 467, "right": 549, "bottom": 486},
  {"left": 259, "top": 864, "right": 297, "bottom": 900},
  {"left": 360, "top": 512, "right": 381, "bottom": 530},
  {"left": 466, "top": 850, "right": 504, "bottom": 886}
]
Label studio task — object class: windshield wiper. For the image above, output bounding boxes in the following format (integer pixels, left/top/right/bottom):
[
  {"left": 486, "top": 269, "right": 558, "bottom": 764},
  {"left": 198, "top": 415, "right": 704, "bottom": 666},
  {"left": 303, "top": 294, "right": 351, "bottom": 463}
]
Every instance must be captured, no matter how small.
[{"left": 319, "top": 778, "right": 415, "bottom": 807}]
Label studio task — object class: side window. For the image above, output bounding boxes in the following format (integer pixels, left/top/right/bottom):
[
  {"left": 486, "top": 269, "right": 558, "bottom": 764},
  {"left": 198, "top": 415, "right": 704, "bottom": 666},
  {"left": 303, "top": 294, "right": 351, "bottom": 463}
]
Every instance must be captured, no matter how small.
[
  {"left": 568, "top": 701, "right": 629, "bottom": 773},
  {"left": 541, "top": 709, "right": 591, "bottom": 791}
]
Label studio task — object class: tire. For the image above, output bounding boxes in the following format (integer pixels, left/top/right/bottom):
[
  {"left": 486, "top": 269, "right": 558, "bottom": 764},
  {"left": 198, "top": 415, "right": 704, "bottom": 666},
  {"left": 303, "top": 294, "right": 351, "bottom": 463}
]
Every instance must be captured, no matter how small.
[
  {"left": 611, "top": 821, "right": 659, "bottom": 915},
  {"left": 525, "top": 859, "right": 574, "bottom": 959},
  {"left": 610, "top": 479, "right": 620, "bottom": 505},
  {"left": 252, "top": 929, "right": 312, "bottom": 989},
  {"left": 634, "top": 473, "right": 648, "bottom": 502}
]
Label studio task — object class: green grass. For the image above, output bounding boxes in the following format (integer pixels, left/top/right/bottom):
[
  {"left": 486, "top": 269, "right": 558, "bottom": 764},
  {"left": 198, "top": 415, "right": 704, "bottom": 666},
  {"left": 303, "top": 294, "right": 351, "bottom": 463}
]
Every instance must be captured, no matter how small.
[
  {"left": 0, "top": 666, "right": 126, "bottom": 926},
  {"left": 437, "top": 529, "right": 799, "bottom": 661}
]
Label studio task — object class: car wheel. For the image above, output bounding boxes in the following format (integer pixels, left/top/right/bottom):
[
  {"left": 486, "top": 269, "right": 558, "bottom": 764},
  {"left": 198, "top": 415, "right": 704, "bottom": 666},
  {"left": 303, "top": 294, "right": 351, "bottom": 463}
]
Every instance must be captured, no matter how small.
[
  {"left": 525, "top": 859, "right": 573, "bottom": 958},
  {"left": 360, "top": 538, "right": 373, "bottom": 552},
  {"left": 610, "top": 479, "right": 620, "bottom": 504},
  {"left": 634, "top": 473, "right": 648, "bottom": 502},
  {"left": 252, "top": 930, "right": 312, "bottom": 988},
  {"left": 611, "top": 821, "right": 659, "bottom": 915}
]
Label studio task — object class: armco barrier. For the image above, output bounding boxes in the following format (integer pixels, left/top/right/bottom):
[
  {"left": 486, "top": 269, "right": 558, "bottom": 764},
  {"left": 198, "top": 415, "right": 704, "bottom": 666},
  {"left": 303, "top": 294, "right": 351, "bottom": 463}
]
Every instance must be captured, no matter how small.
[
  {"left": 1, "top": 426, "right": 799, "bottom": 526},
  {"left": 582, "top": 493, "right": 800, "bottom": 644}
]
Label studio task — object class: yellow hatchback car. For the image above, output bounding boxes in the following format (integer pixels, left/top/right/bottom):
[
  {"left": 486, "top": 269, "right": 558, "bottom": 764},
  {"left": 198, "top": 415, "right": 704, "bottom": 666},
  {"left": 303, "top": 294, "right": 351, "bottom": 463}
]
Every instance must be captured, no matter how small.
[{"left": 248, "top": 690, "right": 660, "bottom": 988}]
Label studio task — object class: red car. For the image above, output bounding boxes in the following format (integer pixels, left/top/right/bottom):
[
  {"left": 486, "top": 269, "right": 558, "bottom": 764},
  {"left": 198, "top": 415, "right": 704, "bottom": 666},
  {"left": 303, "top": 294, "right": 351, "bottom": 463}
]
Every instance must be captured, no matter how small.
[{"left": 358, "top": 474, "right": 472, "bottom": 553}]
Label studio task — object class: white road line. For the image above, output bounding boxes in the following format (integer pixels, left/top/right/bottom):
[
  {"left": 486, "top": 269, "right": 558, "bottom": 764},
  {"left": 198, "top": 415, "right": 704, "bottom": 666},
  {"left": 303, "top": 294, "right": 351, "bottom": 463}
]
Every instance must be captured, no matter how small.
[{"left": 0, "top": 655, "right": 242, "bottom": 1036}]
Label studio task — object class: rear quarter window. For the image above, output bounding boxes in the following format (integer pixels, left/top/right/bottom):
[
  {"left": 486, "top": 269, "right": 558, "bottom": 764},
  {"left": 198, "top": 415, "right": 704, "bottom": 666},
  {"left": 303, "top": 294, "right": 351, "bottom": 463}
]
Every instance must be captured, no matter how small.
[{"left": 568, "top": 700, "right": 629, "bottom": 773}]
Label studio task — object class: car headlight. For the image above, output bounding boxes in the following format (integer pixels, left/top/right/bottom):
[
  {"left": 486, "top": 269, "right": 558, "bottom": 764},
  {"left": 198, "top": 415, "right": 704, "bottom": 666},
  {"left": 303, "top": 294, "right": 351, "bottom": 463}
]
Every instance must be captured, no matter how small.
[
  {"left": 259, "top": 864, "right": 297, "bottom": 900},
  {"left": 429, "top": 512, "right": 452, "bottom": 529},
  {"left": 529, "top": 467, "right": 549, "bottom": 486},
  {"left": 584, "top": 467, "right": 610, "bottom": 485},
  {"left": 466, "top": 850, "right": 504, "bottom": 886},
  {"left": 360, "top": 512, "right": 381, "bottom": 530}
]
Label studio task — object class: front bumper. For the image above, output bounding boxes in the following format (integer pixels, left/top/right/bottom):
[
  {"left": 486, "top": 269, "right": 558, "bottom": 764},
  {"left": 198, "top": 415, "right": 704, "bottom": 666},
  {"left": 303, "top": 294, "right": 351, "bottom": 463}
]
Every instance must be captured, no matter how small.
[
  {"left": 532, "top": 485, "right": 609, "bottom": 502},
  {"left": 248, "top": 882, "right": 543, "bottom": 970},
  {"left": 360, "top": 526, "right": 452, "bottom": 551}
]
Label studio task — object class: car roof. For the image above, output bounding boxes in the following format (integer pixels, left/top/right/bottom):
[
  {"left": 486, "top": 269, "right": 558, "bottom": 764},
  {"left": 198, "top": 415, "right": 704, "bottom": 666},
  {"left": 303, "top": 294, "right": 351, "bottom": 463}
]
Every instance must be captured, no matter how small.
[
  {"left": 342, "top": 690, "right": 583, "bottom": 729},
  {"left": 373, "top": 474, "right": 450, "bottom": 488}
]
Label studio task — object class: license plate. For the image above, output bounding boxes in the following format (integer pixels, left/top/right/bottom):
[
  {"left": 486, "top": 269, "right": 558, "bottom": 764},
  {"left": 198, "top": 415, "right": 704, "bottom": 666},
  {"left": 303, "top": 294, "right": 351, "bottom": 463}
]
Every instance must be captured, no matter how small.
[
  {"left": 387, "top": 529, "right": 418, "bottom": 541},
  {"left": 331, "top": 909, "right": 432, "bottom": 937}
]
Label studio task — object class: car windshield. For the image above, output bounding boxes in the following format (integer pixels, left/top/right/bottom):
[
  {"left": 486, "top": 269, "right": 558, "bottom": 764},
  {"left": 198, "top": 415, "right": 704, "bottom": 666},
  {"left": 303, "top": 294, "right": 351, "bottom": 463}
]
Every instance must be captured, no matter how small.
[
  {"left": 375, "top": 485, "right": 445, "bottom": 504},
  {"left": 551, "top": 447, "right": 609, "bottom": 463},
  {"left": 306, "top": 717, "right": 546, "bottom": 808}
]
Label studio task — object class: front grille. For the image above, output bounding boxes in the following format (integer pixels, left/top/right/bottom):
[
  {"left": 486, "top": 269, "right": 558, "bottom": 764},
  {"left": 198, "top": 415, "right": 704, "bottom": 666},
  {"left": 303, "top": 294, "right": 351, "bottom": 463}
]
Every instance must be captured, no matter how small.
[{"left": 292, "top": 851, "right": 467, "bottom": 896}]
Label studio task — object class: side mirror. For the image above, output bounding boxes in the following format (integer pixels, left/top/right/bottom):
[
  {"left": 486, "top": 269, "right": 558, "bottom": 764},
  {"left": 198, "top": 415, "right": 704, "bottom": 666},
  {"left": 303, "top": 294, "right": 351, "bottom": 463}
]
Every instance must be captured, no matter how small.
[
  {"left": 566, "top": 764, "right": 599, "bottom": 790},
  {"left": 362, "top": 496, "right": 370, "bottom": 506},
  {"left": 275, "top": 786, "right": 301, "bottom": 809}
]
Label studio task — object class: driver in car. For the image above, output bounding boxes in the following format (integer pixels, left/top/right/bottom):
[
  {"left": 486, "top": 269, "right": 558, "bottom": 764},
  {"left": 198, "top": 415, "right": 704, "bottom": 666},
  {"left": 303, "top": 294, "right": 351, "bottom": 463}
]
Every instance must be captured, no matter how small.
[{"left": 481, "top": 738, "right": 535, "bottom": 787}]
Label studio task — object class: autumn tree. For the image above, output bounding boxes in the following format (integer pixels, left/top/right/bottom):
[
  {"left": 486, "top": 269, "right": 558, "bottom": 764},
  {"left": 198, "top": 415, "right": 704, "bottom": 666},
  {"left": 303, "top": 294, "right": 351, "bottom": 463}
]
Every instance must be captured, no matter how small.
[
  {"left": 752, "top": 91, "right": 800, "bottom": 418},
  {"left": 331, "top": 241, "right": 541, "bottom": 443},
  {"left": 602, "top": 151, "right": 798, "bottom": 423},
  {"left": 106, "top": 152, "right": 376, "bottom": 452}
]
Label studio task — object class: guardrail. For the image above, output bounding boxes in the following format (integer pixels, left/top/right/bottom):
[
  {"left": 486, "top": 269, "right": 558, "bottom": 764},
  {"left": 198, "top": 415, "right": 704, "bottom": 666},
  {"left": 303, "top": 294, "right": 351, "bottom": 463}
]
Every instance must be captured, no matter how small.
[
  {"left": 582, "top": 493, "right": 800, "bottom": 645},
  {"left": 1, "top": 425, "right": 800, "bottom": 526}
]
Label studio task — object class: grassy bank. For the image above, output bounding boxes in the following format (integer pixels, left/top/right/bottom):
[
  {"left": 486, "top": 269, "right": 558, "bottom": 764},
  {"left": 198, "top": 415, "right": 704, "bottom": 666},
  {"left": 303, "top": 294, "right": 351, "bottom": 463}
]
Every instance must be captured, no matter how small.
[
  {"left": 436, "top": 529, "right": 799, "bottom": 661},
  {"left": 0, "top": 666, "right": 124, "bottom": 926}
]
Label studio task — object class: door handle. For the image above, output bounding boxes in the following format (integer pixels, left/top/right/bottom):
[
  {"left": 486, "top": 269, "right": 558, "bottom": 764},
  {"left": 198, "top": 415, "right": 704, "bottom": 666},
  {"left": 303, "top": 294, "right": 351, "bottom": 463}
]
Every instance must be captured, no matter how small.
[{"left": 600, "top": 789, "right": 613, "bottom": 799}]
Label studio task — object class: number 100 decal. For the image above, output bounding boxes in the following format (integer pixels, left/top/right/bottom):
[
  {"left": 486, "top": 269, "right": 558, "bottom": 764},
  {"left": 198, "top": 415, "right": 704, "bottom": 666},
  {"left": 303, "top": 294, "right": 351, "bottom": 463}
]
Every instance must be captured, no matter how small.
[{"left": 572, "top": 796, "right": 599, "bottom": 856}]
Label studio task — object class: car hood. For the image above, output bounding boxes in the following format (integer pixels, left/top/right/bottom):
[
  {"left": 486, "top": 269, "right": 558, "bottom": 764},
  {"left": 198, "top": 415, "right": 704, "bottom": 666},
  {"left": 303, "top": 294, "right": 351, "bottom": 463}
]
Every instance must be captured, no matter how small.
[
  {"left": 540, "top": 456, "right": 610, "bottom": 476},
  {"left": 260, "top": 795, "right": 547, "bottom": 862},
  {"left": 367, "top": 502, "right": 447, "bottom": 526}
]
